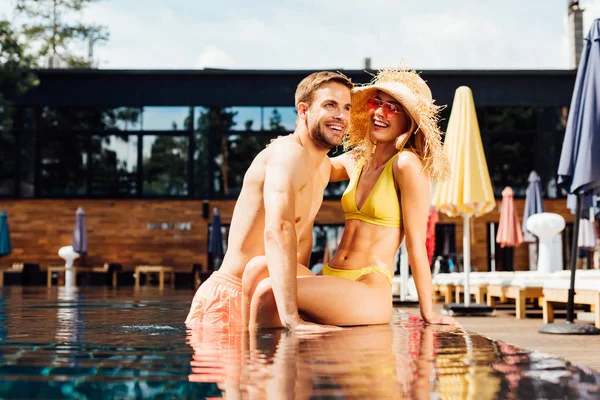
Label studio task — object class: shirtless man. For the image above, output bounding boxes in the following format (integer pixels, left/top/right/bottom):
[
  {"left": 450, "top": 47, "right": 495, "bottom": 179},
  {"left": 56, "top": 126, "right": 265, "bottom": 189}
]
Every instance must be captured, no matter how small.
[{"left": 186, "top": 71, "right": 353, "bottom": 332}]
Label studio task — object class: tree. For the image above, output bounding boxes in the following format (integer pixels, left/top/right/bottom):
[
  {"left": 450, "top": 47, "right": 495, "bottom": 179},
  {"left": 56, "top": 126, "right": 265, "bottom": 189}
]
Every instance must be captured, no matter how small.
[
  {"left": 196, "top": 107, "right": 237, "bottom": 195},
  {"left": 0, "top": 20, "right": 38, "bottom": 132},
  {"left": 15, "top": 0, "right": 109, "bottom": 68},
  {"left": 269, "top": 109, "right": 286, "bottom": 133},
  {"left": 144, "top": 136, "right": 188, "bottom": 195}
]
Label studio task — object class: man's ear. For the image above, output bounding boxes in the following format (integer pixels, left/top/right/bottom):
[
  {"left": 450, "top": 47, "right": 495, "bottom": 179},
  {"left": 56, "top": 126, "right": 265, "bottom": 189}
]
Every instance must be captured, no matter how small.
[{"left": 297, "top": 102, "right": 309, "bottom": 120}]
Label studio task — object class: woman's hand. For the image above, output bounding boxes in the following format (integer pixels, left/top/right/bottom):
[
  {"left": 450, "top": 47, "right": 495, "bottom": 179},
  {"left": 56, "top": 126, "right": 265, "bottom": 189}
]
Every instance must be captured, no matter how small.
[{"left": 423, "top": 313, "right": 462, "bottom": 328}]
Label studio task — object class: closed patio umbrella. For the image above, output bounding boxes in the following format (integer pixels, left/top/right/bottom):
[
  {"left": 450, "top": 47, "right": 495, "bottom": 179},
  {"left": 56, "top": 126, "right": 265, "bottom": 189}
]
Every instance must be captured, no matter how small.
[
  {"left": 208, "top": 207, "right": 225, "bottom": 270},
  {"left": 0, "top": 210, "right": 12, "bottom": 268},
  {"left": 496, "top": 187, "right": 523, "bottom": 271},
  {"left": 522, "top": 171, "right": 545, "bottom": 270},
  {"left": 72, "top": 207, "right": 88, "bottom": 256},
  {"left": 432, "top": 86, "right": 495, "bottom": 314},
  {"left": 540, "top": 19, "right": 600, "bottom": 335}
]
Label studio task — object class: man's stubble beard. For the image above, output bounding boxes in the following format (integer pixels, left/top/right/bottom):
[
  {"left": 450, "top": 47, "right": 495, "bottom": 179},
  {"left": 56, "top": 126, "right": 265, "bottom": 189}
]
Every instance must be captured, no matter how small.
[{"left": 309, "top": 120, "right": 343, "bottom": 151}]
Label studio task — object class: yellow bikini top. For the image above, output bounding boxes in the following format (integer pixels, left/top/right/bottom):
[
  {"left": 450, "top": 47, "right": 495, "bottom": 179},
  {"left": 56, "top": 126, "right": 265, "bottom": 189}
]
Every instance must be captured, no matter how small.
[{"left": 341, "top": 153, "right": 402, "bottom": 228}]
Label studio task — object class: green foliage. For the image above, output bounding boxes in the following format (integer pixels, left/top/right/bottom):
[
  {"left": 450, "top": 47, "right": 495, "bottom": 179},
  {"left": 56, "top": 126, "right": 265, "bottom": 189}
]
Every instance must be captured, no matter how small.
[
  {"left": 0, "top": 20, "right": 39, "bottom": 132},
  {"left": 144, "top": 136, "right": 188, "bottom": 195},
  {"left": 15, "top": 0, "right": 109, "bottom": 68},
  {"left": 268, "top": 109, "right": 286, "bottom": 133}
]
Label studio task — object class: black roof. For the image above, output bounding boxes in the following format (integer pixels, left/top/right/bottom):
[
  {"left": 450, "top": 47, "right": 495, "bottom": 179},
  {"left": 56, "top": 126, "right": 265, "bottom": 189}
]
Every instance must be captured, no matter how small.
[{"left": 8, "top": 68, "right": 577, "bottom": 107}]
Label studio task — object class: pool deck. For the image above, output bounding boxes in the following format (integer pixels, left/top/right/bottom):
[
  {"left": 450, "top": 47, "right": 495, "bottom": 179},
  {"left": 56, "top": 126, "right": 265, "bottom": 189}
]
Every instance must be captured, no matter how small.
[{"left": 396, "top": 303, "right": 600, "bottom": 372}]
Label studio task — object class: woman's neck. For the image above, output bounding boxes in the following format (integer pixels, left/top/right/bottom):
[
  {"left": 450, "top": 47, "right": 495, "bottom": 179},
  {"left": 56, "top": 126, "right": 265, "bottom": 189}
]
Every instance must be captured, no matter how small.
[{"left": 369, "top": 142, "right": 398, "bottom": 168}]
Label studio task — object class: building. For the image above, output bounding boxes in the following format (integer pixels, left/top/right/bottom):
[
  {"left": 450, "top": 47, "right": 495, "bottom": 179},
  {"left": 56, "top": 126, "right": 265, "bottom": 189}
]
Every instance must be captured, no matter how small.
[{"left": 0, "top": 68, "right": 579, "bottom": 276}]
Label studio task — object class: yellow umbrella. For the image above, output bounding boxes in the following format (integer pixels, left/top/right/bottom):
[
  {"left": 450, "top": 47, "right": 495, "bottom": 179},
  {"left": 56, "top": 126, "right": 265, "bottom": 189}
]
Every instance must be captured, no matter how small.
[{"left": 432, "top": 86, "right": 495, "bottom": 307}]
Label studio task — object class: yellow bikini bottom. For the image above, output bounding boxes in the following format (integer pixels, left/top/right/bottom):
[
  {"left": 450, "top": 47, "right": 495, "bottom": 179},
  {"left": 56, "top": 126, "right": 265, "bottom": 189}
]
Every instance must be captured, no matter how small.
[{"left": 322, "top": 264, "right": 393, "bottom": 286}]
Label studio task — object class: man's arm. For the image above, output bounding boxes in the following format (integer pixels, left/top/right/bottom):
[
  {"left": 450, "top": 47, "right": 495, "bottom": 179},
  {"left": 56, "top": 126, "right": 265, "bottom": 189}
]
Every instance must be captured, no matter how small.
[{"left": 263, "top": 144, "right": 306, "bottom": 329}]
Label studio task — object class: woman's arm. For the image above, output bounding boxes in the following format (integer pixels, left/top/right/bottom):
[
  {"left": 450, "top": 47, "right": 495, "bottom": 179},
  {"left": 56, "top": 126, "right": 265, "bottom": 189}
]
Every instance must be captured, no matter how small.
[{"left": 394, "top": 152, "right": 459, "bottom": 326}]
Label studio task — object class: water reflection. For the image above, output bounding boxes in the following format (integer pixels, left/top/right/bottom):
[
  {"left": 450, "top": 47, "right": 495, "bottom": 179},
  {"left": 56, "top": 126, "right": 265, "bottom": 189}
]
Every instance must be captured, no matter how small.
[
  {"left": 187, "top": 311, "right": 600, "bottom": 399},
  {"left": 55, "top": 287, "right": 83, "bottom": 345},
  {"left": 0, "top": 288, "right": 597, "bottom": 399}
]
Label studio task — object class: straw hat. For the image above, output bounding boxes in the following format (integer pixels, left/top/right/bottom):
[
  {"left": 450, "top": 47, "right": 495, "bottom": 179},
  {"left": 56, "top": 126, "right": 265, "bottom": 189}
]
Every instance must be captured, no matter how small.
[{"left": 345, "top": 66, "right": 450, "bottom": 182}]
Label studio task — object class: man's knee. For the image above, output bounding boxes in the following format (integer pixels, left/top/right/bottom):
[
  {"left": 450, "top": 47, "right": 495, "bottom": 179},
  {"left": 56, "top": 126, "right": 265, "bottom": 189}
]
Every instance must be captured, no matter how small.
[{"left": 242, "top": 256, "right": 268, "bottom": 288}]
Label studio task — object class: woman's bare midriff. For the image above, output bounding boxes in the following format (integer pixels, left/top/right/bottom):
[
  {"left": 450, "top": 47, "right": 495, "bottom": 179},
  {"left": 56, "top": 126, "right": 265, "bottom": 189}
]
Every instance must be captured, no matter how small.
[{"left": 329, "top": 219, "right": 403, "bottom": 274}]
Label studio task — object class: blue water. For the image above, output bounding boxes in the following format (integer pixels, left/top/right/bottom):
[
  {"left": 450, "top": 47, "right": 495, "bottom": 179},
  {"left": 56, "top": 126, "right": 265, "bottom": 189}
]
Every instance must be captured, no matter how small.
[{"left": 0, "top": 286, "right": 598, "bottom": 399}]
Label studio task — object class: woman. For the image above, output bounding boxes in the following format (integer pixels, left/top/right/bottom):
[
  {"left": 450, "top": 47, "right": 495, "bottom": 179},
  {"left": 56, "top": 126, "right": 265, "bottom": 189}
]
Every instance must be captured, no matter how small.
[{"left": 244, "top": 67, "right": 458, "bottom": 327}]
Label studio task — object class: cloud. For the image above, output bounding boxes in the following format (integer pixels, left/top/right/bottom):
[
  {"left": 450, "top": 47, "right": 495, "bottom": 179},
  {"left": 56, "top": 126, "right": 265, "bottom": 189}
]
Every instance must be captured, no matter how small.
[
  {"left": 582, "top": 0, "right": 600, "bottom": 31},
  {"left": 7, "top": 0, "right": 600, "bottom": 70},
  {"left": 196, "top": 45, "right": 233, "bottom": 69}
]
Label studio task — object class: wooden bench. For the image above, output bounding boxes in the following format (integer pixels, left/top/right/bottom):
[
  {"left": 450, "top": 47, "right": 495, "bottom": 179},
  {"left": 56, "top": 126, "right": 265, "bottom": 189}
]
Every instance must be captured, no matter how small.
[
  {"left": 46, "top": 264, "right": 120, "bottom": 288},
  {"left": 82, "top": 264, "right": 120, "bottom": 289},
  {"left": 47, "top": 265, "right": 78, "bottom": 287},
  {"left": 135, "top": 265, "right": 174, "bottom": 290}
]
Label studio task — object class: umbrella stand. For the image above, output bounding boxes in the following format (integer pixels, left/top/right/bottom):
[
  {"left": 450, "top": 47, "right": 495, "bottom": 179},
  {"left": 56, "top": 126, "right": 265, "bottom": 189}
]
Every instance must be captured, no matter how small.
[
  {"left": 443, "top": 216, "right": 494, "bottom": 316},
  {"left": 539, "top": 190, "right": 600, "bottom": 334}
]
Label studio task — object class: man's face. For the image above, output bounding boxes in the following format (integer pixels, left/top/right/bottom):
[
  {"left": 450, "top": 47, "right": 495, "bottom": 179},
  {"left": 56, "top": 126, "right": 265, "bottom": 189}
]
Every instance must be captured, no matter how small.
[{"left": 304, "top": 82, "right": 352, "bottom": 150}]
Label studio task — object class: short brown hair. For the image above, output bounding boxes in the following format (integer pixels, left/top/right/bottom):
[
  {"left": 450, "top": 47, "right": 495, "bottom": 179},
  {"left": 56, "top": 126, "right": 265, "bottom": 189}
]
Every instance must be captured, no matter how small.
[{"left": 294, "top": 72, "right": 353, "bottom": 108}]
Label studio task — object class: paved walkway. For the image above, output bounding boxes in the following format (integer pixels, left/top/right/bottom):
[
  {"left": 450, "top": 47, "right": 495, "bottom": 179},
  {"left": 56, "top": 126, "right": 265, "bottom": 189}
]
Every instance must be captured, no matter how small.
[{"left": 396, "top": 303, "right": 600, "bottom": 372}]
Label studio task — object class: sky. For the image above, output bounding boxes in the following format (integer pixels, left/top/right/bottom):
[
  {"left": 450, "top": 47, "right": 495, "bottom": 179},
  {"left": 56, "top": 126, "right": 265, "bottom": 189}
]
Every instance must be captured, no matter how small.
[{"left": 1, "top": 0, "right": 600, "bottom": 70}]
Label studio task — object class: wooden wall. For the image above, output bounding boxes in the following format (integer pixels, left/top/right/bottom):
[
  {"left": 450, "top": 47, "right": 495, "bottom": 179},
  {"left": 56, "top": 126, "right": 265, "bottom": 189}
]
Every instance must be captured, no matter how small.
[{"left": 0, "top": 198, "right": 574, "bottom": 273}]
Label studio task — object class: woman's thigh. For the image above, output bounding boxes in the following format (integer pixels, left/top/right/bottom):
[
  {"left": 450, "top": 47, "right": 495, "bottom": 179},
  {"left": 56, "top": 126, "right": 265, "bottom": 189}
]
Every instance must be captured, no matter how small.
[
  {"left": 296, "top": 275, "right": 393, "bottom": 326},
  {"left": 251, "top": 274, "right": 393, "bottom": 327}
]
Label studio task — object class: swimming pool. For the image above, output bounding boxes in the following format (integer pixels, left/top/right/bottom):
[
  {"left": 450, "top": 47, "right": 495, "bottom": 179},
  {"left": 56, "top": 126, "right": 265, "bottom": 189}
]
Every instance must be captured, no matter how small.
[{"left": 0, "top": 286, "right": 597, "bottom": 399}]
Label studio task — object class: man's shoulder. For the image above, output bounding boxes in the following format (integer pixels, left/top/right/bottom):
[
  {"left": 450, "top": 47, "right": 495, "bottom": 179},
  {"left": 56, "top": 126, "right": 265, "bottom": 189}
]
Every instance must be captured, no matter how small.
[{"left": 268, "top": 137, "right": 307, "bottom": 163}]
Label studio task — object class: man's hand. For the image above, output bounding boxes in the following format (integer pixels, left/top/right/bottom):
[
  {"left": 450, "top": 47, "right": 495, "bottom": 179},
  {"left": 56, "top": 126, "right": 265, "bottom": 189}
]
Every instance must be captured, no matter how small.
[{"left": 422, "top": 313, "right": 462, "bottom": 328}]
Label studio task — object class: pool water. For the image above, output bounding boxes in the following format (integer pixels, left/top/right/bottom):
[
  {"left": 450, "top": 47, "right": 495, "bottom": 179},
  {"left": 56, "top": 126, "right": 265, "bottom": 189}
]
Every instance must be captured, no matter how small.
[{"left": 0, "top": 287, "right": 598, "bottom": 399}]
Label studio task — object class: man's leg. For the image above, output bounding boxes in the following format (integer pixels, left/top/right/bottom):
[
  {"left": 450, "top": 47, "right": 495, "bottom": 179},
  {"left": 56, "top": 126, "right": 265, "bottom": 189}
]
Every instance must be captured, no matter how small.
[
  {"left": 241, "top": 256, "right": 314, "bottom": 327},
  {"left": 249, "top": 274, "right": 393, "bottom": 328}
]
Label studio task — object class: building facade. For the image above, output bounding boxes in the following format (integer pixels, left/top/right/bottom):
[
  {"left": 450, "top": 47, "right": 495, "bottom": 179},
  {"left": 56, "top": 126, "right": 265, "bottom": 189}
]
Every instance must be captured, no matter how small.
[{"left": 0, "top": 69, "right": 578, "bottom": 273}]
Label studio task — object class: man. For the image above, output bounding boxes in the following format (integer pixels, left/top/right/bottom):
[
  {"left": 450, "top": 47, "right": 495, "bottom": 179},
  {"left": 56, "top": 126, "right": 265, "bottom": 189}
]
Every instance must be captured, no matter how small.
[{"left": 186, "top": 71, "right": 353, "bottom": 332}]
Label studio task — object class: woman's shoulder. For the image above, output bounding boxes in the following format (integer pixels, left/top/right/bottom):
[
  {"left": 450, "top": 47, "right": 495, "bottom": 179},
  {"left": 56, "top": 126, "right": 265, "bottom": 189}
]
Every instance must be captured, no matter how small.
[{"left": 393, "top": 149, "right": 427, "bottom": 178}]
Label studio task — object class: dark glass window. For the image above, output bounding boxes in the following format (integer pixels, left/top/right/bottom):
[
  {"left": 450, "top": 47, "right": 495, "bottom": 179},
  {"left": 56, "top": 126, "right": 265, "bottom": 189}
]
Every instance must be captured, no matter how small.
[
  {"left": 142, "top": 135, "right": 189, "bottom": 196},
  {"left": 91, "top": 135, "right": 138, "bottom": 196},
  {"left": 39, "top": 133, "right": 88, "bottom": 196},
  {"left": 194, "top": 111, "right": 210, "bottom": 197},
  {"left": 20, "top": 108, "right": 37, "bottom": 198},
  {"left": 486, "top": 133, "right": 536, "bottom": 197},
  {"left": 212, "top": 132, "right": 274, "bottom": 197},
  {"left": 102, "top": 107, "right": 142, "bottom": 131},
  {"left": 263, "top": 107, "right": 296, "bottom": 132},
  {"left": 227, "top": 107, "right": 262, "bottom": 131},
  {"left": 141, "top": 107, "right": 191, "bottom": 131},
  {"left": 485, "top": 107, "right": 536, "bottom": 132},
  {"left": 0, "top": 131, "right": 16, "bottom": 196}
]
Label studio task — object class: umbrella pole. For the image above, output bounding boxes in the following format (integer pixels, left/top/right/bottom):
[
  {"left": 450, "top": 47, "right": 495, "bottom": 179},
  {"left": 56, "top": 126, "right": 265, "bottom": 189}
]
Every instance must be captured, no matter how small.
[
  {"left": 463, "top": 216, "right": 471, "bottom": 307},
  {"left": 566, "top": 192, "right": 583, "bottom": 323},
  {"left": 443, "top": 215, "right": 493, "bottom": 316}
]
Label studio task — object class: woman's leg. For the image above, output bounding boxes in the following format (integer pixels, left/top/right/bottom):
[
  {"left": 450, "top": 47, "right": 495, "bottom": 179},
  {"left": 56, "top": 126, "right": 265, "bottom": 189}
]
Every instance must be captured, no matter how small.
[
  {"left": 250, "top": 274, "right": 393, "bottom": 328},
  {"left": 241, "top": 256, "right": 314, "bottom": 327}
]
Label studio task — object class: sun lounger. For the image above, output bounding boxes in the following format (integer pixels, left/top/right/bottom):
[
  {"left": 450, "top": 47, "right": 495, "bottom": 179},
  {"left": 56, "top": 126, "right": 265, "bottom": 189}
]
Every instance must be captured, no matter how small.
[{"left": 542, "top": 277, "right": 600, "bottom": 328}]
